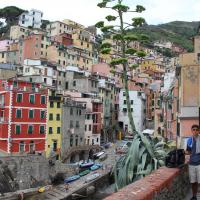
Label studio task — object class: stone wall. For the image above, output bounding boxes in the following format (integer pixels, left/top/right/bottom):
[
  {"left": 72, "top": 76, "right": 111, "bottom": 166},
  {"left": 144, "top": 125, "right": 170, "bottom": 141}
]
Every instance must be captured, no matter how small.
[
  {"left": 104, "top": 164, "right": 190, "bottom": 200},
  {"left": 0, "top": 155, "right": 78, "bottom": 193}
]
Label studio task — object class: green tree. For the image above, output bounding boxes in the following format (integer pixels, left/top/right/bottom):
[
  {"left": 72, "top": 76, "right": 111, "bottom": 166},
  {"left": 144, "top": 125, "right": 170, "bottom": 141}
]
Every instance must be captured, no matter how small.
[
  {"left": 0, "top": 6, "right": 25, "bottom": 37},
  {"left": 96, "top": 0, "right": 170, "bottom": 190},
  {"left": 0, "top": 6, "right": 25, "bottom": 25},
  {"left": 96, "top": 0, "right": 147, "bottom": 134}
]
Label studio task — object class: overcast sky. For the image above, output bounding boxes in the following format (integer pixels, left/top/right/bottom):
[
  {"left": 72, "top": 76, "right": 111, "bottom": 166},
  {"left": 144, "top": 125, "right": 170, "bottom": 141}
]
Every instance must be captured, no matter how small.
[{"left": 1, "top": 0, "right": 200, "bottom": 26}]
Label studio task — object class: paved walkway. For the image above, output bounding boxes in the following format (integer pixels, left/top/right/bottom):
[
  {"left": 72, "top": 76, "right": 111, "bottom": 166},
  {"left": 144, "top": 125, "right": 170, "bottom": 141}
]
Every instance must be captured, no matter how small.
[{"left": 185, "top": 189, "right": 200, "bottom": 200}]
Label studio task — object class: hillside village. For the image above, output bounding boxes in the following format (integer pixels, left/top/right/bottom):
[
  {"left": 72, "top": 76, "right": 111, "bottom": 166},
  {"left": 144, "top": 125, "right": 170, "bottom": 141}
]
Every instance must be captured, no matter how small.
[{"left": 0, "top": 7, "right": 198, "bottom": 161}]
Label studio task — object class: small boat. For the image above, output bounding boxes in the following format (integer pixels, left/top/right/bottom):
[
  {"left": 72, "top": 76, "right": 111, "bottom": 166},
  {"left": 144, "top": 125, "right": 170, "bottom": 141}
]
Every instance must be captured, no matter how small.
[
  {"left": 64, "top": 175, "right": 80, "bottom": 183},
  {"left": 99, "top": 153, "right": 108, "bottom": 161},
  {"left": 93, "top": 151, "right": 105, "bottom": 160},
  {"left": 90, "top": 163, "right": 103, "bottom": 171},
  {"left": 79, "top": 160, "right": 94, "bottom": 168},
  {"left": 79, "top": 169, "right": 90, "bottom": 177},
  {"left": 85, "top": 173, "right": 100, "bottom": 183}
]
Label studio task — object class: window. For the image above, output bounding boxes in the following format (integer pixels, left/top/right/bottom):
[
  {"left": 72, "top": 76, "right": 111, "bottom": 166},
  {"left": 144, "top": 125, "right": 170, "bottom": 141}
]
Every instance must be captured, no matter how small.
[
  {"left": 131, "top": 108, "right": 133, "bottom": 112},
  {"left": 73, "top": 81, "right": 76, "bottom": 86},
  {"left": 16, "top": 93, "right": 22, "bottom": 103},
  {"left": 29, "top": 94, "right": 35, "bottom": 104},
  {"left": 28, "top": 125, "right": 33, "bottom": 134},
  {"left": 49, "top": 113, "right": 53, "bottom": 120},
  {"left": 123, "top": 108, "right": 127, "bottom": 112},
  {"left": 50, "top": 102, "right": 54, "bottom": 108},
  {"left": 19, "top": 141, "right": 25, "bottom": 153},
  {"left": 16, "top": 109, "right": 22, "bottom": 118},
  {"left": 16, "top": 125, "right": 21, "bottom": 135},
  {"left": 29, "top": 110, "right": 34, "bottom": 119},
  {"left": 89, "top": 125, "right": 92, "bottom": 131},
  {"left": 40, "top": 125, "right": 45, "bottom": 134},
  {"left": 57, "top": 102, "right": 61, "bottom": 108},
  {"left": 56, "top": 114, "right": 60, "bottom": 121},
  {"left": 75, "top": 135, "right": 78, "bottom": 146},
  {"left": 131, "top": 100, "right": 134, "bottom": 105},
  {"left": 70, "top": 108, "right": 73, "bottom": 115},
  {"left": 124, "top": 100, "right": 127, "bottom": 104},
  {"left": 70, "top": 120, "right": 73, "bottom": 128},
  {"left": 79, "top": 110, "right": 82, "bottom": 116},
  {"left": 40, "top": 110, "right": 45, "bottom": 119},
  {"left": 65, "top": 82, "right": 68, "bottom": 90},
  {"left": 70, "top": 135, "right": 73, "bottom": 147},
  {"left": 49, "top": 127, "right": 53, "bottom": 134},
  {"left": 57, "top": 127, "right": 61, "bottom": 134},
  {"left": 85, "top": 125, "right": 87, "bottom": 131},
  {"left": 76, "top": 121, "right": 80, "bottom": 128},
  {"left": 41, "top": 96, "right": 46, "bottom": 104}
]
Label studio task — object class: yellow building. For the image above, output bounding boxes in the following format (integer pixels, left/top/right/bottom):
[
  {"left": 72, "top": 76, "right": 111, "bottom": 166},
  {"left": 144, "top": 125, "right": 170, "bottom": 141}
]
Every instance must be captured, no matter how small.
[
  {"left": 140, "top": 58, "right": 157, "bottom": 71},
  {"left": 46, "top": 90, "right": 63, "bottom": 159},
  {"left": 46, "top": 21, "right": 75, "bottom": 37},
  {"left": 47, "top": 44, "right": 93, "bottom": 70},
  {"left": 10, "top": 25, "right": 45, "bottom": 40}
]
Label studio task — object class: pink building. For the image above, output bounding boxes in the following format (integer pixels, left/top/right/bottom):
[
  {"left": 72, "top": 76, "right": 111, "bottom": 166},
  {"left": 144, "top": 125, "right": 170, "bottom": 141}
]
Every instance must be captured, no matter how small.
[{"left": 0, "top": 40, "right": 13, "bottom": 52}]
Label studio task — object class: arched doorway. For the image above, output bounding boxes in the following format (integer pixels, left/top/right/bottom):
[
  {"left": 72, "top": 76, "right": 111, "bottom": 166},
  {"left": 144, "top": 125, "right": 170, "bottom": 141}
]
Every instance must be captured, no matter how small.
[
  {"left": 70, "top": 154, "right": 76, "bottom": 163},
  {"left": 88, "top": 149, "right": 94, "bottom": 160},
  {"left": 79, "top": 151, "right": 85, "bottom": 161}
]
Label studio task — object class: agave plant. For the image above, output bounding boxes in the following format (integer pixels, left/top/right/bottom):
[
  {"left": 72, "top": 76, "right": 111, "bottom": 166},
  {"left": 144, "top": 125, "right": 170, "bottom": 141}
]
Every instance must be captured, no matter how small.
[{"left": 113, "top": 133, "right": 173, "bottom": 190}]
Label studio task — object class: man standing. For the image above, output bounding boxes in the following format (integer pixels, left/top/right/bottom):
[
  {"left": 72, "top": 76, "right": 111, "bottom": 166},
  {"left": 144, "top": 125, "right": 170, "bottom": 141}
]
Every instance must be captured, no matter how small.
[{"left": 187, "top": 124, "right": 200, "bottom": 200}]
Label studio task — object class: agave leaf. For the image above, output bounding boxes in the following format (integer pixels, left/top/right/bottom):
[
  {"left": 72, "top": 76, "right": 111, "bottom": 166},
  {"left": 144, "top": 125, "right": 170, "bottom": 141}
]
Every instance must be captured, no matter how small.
[
  {"left": 158, "top": 160, "right": 165, "bottom": 166},
  {"left": 153, "top": 158, "right": 158, "bottom": 170},
  {"left": 154, "top": 141, "right": 165, "bottom": 149},
  {"left": 141, "top": 153, "right": 148, "bottom": 169},
  {"left": 139, "top": 133, "right": 155, "bottom": 158},
  {"left": 127, "top": 138, "right": 141, "bottom": 182}
]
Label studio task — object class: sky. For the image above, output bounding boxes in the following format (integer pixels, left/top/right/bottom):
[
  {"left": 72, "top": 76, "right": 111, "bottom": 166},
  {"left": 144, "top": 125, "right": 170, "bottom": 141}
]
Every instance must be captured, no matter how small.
[{"left": 0, "top": 0, "right": 200, "bottom": 27}]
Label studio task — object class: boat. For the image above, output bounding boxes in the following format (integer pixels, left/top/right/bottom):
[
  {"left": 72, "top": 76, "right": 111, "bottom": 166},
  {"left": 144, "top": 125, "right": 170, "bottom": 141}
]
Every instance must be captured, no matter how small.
[
  {"left": 85, "top": 173, "right": 100, "bottom": 183},
  {"left": 99, "top": 153, "right": 108, "bottom": 161},
  {"left": 64, "top": 175, "right": 80, "bottom": 183},
  {"left": 79, "top": 169, "right": 90, "bottom": 177},
  {"left": 79, "top": 160, "right": 94, "bottom": 168},
  {"left": 93, "top": 151, "right": 105, "bottom": 160},
  {"left": 90, "top": 163, "right": 103, "bottom": 171}
]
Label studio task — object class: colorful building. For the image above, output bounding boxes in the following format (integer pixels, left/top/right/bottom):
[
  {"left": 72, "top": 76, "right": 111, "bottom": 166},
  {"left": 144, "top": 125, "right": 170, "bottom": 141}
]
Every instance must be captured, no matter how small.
[
  {"left": 0, "top": 80, "right": 48, "bottom": 155},
  {"left": 46, "top": 90, "right": 63, "bottom": 158}
]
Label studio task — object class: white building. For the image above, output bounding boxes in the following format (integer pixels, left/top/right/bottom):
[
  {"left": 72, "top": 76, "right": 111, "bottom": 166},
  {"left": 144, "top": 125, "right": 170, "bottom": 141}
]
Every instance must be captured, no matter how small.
[
  {"left": 118, "top": 90, "right": 146, "bottom": 134},
  {"left": 161, "top": 70, "right": 175, "bottom": 93},
  {"left": 18, "top": 9, "right": 43, "bottom": 29},
  {"left": 20, "top": 59, "right": 53, "bottom": 86}
]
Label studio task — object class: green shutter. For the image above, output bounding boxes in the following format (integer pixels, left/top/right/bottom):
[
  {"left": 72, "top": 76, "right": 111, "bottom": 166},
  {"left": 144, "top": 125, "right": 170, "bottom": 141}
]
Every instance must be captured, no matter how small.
[
  {"left": 29, "top": 95, "right": 35, "bottom": 104},
  {"left": 41, "top": 111, "right": 45, "bottom": 119},
  {"left": 41, "top": 96, "right": 45, "bottom": 104},
  {"left": 16, "top": 125, "right": 20, "bottom": 134},
  {"left": 29, "top": 110, "right": 34, "bottom": 118},
  {"left": 28, "top": 125, "right": 33, "bottom": 134},
  {"left": 40, "top": 126, "right": 45, "bottom": 134},
  {"left": 16, "top": 110, "right": 21, "bottom": 118},
  {"left": 17, "top": 94, "right": 22, "bottom": 103}
]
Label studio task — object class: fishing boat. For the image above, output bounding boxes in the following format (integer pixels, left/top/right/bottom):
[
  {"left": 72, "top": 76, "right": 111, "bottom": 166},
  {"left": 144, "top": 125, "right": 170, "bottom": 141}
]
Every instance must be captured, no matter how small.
[
  {"left": 99, "top": 153, "right": 108, "bottom": 161},
  {"left": 64, "top": 175, "right": 80, "bottom": 183},
  {"left": 85, "top": 173, "right": 100, "bottom": 183},
  {"left": 79, "top": 169, "right": 90, "bottom": 177},
  {"left": 90, "top": 163, "right": 103, "bottom": 171},
  {"left": 93, "top": 151, "right": 105, "bottom": 160},
  {"left": 79, "top": 160, "right": 94, "bottom": 168}
]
